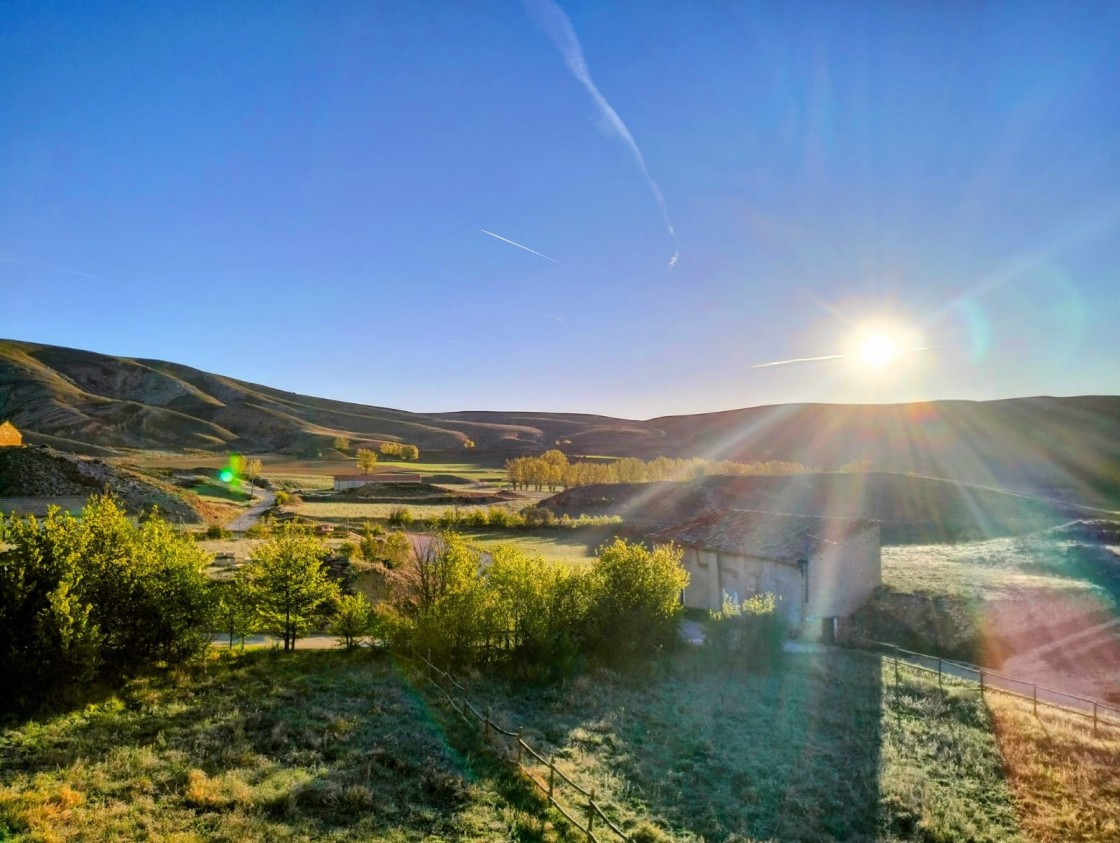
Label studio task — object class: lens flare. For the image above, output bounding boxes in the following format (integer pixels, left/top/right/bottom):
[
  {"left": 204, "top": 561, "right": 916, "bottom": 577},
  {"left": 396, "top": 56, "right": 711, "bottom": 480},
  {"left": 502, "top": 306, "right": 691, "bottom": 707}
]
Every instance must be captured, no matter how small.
[
  {"left": 857, "top": 334, "right": 899, "bottom": 369},
  {"left": 219, "top": 469, "right": 234, "bottom": 483}
]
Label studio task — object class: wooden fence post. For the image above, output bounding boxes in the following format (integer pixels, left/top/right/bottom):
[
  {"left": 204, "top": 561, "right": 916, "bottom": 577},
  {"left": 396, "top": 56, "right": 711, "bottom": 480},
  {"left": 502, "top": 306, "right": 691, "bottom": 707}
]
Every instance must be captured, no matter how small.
[
  {"left": 586, "top": 789, "right": 596, "bottom": 840},
  {"left": 980, "top": 670, "right": 985, "bottom": 695},
  {"left": 1032, "top": 685, "right": 1038, "bottom": 718},
  {"left": 937, "top": 657, "right": 943, "bottom": 690},
  {"left": 517, "top": 728, "right": 523, "bottom": 765},
  {"left": 893, "top": 645, "right": 900, "bottom": 686},
  {"left": 1093, "top": 702, "right": 1099, "bottom": 737},
  {"left": 484, "top": 708, "right": 491, "bottom": 743},
  {"left": 548, "top": 756, "right": 556, "bottom": 802}
]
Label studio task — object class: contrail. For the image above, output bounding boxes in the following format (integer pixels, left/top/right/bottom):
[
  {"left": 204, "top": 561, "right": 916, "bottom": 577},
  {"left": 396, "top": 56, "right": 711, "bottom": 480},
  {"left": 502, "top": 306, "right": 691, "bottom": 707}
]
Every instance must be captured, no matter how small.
[
  {"left": 751, "top": 353, "right": 850, "bottom": 369},
  {"left": 480, "top": 229, "right": 570, "bottom": 269},
  {"left": 523, "top": 0, "right": 679, "bottom": 270},
  {"left": 752, "top": 346, "right": 935, "bottom": 369},
  {"left": 0, "top": 249, "right": 139, "bottom": 292}
]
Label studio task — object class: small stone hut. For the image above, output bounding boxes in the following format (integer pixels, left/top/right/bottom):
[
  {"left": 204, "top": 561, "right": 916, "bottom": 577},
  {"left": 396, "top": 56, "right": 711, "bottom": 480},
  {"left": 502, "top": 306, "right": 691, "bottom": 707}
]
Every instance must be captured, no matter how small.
[
  {"left": 0, "top": 420, "right": 22, "bottom": 447},
  {"left": 333, "top": 473, "right": 423, "bottom": 491},
  {"left": 651, "top": 509, "right": 881, "bottom": 641}
]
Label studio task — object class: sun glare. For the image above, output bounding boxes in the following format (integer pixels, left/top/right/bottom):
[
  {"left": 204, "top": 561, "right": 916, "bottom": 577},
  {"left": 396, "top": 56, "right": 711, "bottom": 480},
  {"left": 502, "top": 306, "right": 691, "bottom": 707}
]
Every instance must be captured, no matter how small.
[{"left": 857, "top": 334, "right": 899, "bottom": 369}]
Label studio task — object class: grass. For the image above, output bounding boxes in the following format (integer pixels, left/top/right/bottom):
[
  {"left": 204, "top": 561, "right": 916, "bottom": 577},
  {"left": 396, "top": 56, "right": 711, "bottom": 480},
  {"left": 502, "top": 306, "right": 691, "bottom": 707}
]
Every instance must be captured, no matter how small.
[
  {"left": 463, "top": 528, "right": 614, "bottom": 565},
  {"left": 8, "top": 645, "right": 1119, "bottom": 841},
  {"left": 0, "top": 496, "right": 89, "bottom": 517},
  {"left": 986, "top": 691, "right": 1120, "bottom": 842},
  {"left": 882, "top": 537, "right": 1109, "bottom": 601},
  {"left": 0, "top": 651, "right": 571, "bottom": 842},
  {"left": 123, "top": 455, "right": 507, "bottom": 485},
  {"left": 455, "top": 649, "right": 1024, "bottom": 842},
  {"left": 296, "top": 498, "right": 536, "bottom": 524}
]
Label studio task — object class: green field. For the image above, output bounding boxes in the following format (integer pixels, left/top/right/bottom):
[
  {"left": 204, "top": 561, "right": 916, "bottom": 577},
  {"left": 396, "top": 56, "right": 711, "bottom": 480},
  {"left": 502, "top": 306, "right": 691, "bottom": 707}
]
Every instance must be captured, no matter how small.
[
  {"left": 882, "top": 537, "right": 1110, "bottom": 601},
  {"left": 0, "top": 652, "right": 563, "bottom": 843},
  {"left": 0, "top": 647, "right": 1056, "bottom": 842},
  {"left": 296, "top": 499, "right": 525, "bottom": 524},
  {"left": 464, "top": 528, "right": 612, "bottom": 565},
  {"left": 464, "top": 649, "right": 1024, "bottom": 842}
]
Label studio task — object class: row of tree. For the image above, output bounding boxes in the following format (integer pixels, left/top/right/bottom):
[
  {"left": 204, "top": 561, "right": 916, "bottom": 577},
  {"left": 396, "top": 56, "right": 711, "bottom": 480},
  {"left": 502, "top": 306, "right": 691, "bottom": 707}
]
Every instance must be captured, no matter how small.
[
  {"left": 333, "top": 439, "right": 421, "bottom": 467},
  {"left": 379, "top": 534, "right": 689, "bottom": 678},
  {"left": 379, "top": 442, "right": 420, "bottom": 461},
  {"left": 503, "top": 450, "right": 864, "bottom": 491}
]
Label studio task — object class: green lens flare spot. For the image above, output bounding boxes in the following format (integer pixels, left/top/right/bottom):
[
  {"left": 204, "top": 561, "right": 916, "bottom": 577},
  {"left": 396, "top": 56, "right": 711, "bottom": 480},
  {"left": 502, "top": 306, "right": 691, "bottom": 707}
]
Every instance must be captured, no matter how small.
[{"left": 219, "top": 469, "right": 234, "bottom": 483}]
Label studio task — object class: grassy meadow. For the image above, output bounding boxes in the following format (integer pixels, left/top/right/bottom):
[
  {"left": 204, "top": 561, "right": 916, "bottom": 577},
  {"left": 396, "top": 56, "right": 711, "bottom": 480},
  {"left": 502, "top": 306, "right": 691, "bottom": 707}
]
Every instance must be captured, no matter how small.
[
  {"left": 462, "top": 650, "right": 1024, "bottom": 843},
  {"left": 462, "top": 528, "right": 612, "bottom": 565},
  {"left": 986, "top": 691, "right": 1120, "bottom": 842},
  {"left": 2, "top": 646, "right": 1059, "bottom": 843},
  {"left": 882, "top": 537, "right": 1112, "bottom": 601},
  {"left": 0, "top": 651, "right": 570, "bottom": 843}
]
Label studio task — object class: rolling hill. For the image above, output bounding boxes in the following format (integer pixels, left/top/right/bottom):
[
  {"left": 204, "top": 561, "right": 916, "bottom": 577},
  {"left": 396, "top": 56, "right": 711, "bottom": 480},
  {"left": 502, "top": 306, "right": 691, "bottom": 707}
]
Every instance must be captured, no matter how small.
[{"left": 1, "top": 338, "right": 1118, "bottom": 504}]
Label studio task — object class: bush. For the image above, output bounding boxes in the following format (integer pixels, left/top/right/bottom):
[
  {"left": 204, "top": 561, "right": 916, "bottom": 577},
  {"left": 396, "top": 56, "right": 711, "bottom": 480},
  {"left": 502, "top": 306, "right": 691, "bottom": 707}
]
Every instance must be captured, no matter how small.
[
  {"left": 583, "top": 539, "right": 689, "bottom": 665},
  {"left": 245, "top": 523, "right": 270, "bottom": 539},
  {"left": 387, "top": 506, "right": 414, "bottom": 528},
  {"left": 706, "top": 592, "right": 785, "bottom": 671},
  {"left": 206, "top": 524, "right": 231, "bottom": 540},
  {"left": 385, "top": 533, "right": 688, "bottom": 679},
  {"left": 0, "top": 496, "right": 214, "bottom": 711},
  {"left": 331, "top": 593, "right": 376, "bottom": 649}
]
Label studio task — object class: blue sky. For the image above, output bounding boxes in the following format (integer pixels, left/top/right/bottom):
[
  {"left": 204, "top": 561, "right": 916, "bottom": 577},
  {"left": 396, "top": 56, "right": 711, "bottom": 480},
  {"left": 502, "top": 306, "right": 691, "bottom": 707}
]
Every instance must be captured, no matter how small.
[{"left": 2, "top": 0, "right": 1118, "bottom": 418}]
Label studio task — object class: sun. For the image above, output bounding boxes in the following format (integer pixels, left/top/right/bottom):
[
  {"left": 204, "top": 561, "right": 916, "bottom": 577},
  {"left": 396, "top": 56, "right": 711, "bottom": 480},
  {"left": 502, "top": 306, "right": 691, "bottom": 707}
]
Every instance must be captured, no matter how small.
[{"left": 857, "top": 333, "right": 899, "bottom": 369}]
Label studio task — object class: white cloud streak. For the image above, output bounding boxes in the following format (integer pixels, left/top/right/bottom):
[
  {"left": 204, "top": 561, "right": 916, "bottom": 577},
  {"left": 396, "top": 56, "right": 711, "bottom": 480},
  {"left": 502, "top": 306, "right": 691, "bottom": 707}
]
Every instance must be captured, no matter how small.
[
  {"left": 0, "top": 249, "right": 138, "bottom": 292},
  {"left": 480, "top": 228, "right": 571, "bottom": 269},
  {"left": 523, "top": 0, "right": 679, "bottom": 270},
  {"left": 751, "top": 347, "right": 934, "bottom": 369},
  {"left": 751, "top": 353, "right": 850, "bottom": 369}
]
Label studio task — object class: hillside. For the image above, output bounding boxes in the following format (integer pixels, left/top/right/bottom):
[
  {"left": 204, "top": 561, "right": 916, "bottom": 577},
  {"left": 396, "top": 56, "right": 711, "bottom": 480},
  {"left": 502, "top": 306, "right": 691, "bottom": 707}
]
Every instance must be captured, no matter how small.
[
  {"left": 2, "top": 339, "right": 1119, "bottom": 504},
  {"left": 537, "top": 472, "right": 1088, "bottom": 542},
  {"left": 0, "top": 447, "right": 208, "bottom": 523}
]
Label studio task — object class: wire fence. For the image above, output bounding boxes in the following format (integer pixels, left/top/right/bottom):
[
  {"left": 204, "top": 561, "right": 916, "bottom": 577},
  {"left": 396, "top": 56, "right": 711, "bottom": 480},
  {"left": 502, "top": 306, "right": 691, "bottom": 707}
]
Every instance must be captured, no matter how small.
[
  {"left": 407, "top": 651, "right": 637, "bottom": 843},
  {"left": 866, "top": 640, "right": 1120, "bottom": 735}
]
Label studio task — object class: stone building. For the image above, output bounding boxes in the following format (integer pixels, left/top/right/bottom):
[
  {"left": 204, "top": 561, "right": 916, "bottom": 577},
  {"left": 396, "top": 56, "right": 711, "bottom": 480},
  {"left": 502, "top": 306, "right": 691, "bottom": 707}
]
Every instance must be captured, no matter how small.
[
  {"left": 651, "top": 509, "right": 880, "bottom": 641},
  {"left": 333, "top": 472, "right": 423, "bottom": 491}
]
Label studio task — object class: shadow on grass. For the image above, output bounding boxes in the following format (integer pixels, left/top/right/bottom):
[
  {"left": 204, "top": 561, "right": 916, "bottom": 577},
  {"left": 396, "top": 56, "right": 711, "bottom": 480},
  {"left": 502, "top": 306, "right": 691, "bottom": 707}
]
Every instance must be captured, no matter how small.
[
  {"left": 0, "top": 650, "right": 564, "bottom": 841},
  {"left": 458, "top": 649, "right": 882, "bottom": 842},
  {"left": 464, "top": 647, "right": 1024, "bottom": 842}
]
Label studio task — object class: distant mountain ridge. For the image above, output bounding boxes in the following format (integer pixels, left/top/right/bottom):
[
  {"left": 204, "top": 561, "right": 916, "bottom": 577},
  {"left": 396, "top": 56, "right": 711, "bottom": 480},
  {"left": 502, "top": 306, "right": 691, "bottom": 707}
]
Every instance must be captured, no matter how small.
[{"left": 1, "top": 339, "right": 1118, "bottom": 502}]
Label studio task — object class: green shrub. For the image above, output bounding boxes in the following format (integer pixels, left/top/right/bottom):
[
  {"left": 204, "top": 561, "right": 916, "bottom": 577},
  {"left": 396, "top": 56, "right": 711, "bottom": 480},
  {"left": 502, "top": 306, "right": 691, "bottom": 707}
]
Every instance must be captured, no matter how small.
[
  {"left": 387, "top": 506, "right": 414, "bottom": 527},
  {"left": 206, "top": 524, "right": 231, "bottom": 540},
  {"left": 0, "top": 496, "right": 214, "bottom": 711},
  {"left": 706, "top": 591, "right": 785, "bottom": 671},
  {"left": 584, "top": 539, "right": 689, "bottom": 665},
  {"left": 386, "top": 533, "right": 688, "bottom": 679},
  {"left": 330, "top": 593, "right": 376, "bottom": 649}
]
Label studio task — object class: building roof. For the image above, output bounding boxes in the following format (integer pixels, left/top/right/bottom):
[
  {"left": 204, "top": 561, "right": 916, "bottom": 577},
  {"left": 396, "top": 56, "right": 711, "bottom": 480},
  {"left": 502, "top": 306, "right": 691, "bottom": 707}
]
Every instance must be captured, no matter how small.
[
  {"left": 649, "top": 509, "right": 876, "bottom": 562},
  {"left": 0, "top": 420, "right": 17, "bottom": 431},
  {"left": 333, "top": 473, "right": 422, "bottom": 482}
]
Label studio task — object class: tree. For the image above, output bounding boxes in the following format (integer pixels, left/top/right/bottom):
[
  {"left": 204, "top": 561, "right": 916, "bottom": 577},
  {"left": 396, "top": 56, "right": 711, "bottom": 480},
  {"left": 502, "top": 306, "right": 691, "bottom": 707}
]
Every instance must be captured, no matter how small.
[
  {"left": 356, "top": 448, "right": 379, "bottom": 473},
  {"left": 382, "top": 530, "right": 412, "bottom": 568},
  {"left": 585, "top": 539, "right": 688, "bottom": 664},
  {"left": 463, "top": 439, "right": 475, "bottom": 450},
  {"left": 330, "top": 593, "right": 375, "bottom": 649},
  {"left": 0, "top": 495, "right": 212, "bottom": 710},
  {"left": 243, "top": 457, "right": 263, "bottom": 490},
  {"left": 333, "top": 436, "right": 351, "bottom": 453},
  {"left": 400, "top": 444, "right": 420, "bottom": 461},
  {"left": 213, "top": 576, "right": 256, "bottom": 650},
  {"left": 241, "top": 524, "right": 339, "bottom": 651}
]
